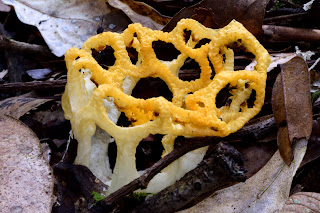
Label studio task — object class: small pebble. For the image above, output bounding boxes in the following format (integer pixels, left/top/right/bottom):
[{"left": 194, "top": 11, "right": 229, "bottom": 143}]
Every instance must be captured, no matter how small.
[{"left": 108, "top": 24, "right": 116, "bottom": 30}]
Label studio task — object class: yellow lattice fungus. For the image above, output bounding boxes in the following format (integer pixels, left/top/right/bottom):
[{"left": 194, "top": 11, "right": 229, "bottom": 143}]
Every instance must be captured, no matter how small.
[{"left": 62, "top": 19, "right": 270, "bottom": 194}]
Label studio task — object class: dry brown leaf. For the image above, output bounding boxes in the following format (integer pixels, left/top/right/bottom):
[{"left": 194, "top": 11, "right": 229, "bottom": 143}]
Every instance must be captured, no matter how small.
[
  {"left": 280, "top": 192, "right": 320, "bottom": 212},
  {"left": 0, "top": 115, "right": 54, "bottom": 212},
  {"left": 107, "top": 0, "right": 170, "bottom": 30},
  {"left": 0, "top": 96, "right": 52, "bottom": 119},
  {"left": 234, "top": 141, "right": 278, "bottom": 178},
  {"left": 272, "top": 56, "right": 313, "bottom": 164},
  {"left": 163, "top": 0, "right": 269, "bottom": 36}
]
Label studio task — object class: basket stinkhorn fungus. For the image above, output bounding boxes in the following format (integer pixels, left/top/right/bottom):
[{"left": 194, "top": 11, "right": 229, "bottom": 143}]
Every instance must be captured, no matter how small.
[{"left": 61, "top": 19, "right": 270, "bottom": 194}]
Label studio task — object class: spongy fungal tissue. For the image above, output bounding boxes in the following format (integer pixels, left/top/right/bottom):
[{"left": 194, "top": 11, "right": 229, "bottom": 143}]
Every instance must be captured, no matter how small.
[{"left": 61, "top": 19, "right": 270, "bottom": 194}]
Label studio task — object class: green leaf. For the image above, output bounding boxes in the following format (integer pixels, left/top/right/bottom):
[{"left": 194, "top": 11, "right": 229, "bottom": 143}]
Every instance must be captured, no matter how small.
[
  {"left": 132, "top": 192, "right": 154, "bottom": 201},
  {"left": 311, "top": 90, "right": 320, "bottom": 104},
  {"left": 92, "top": 191, "right": 105, "bottom": 202}
]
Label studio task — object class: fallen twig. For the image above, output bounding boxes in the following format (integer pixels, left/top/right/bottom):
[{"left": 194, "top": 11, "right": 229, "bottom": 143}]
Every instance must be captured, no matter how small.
[
  {"left": 263, "top": 25, "right": 320, "bottom": 42},
  {"left": 0, "top": 80, "right": 67, "bottom": 92},
  {"left": 264, "top": 11, "right": 307, "bottom": 23},
  {"left": 0, "top": 35, "right": 54, "bottom": 57},
  {"left": 277, "top": 0, "right": 301, "bottom": 8}
]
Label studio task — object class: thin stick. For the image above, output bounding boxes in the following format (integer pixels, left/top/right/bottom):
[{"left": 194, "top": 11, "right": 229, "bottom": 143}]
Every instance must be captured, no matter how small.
[
  {"left": 263, "top": 12, "right": 308, "bottom": 23},
  {"left": 263, "top": 25, "right": 320, "bottom": 42},
  {"left": 0, "top": 35, "right": 54, "bottom": 57},
  {"left": 0, "top": 80, "right": 67, "bottom": 92}
]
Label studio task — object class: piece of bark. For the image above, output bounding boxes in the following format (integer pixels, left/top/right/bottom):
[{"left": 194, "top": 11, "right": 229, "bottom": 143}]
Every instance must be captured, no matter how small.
[{"left": 132, "top": 143, "right": 247, "bottom": 213}]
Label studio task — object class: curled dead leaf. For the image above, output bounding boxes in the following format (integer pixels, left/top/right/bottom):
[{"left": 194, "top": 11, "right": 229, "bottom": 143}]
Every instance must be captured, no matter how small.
[
  {"left": 107, "top": 0, "right": 170, "bottom": 30},
  {"left": 0, "top": 115, "right": 54, "bottom": 212},
  {"left": 272, "top": 56, "right": 313, "bottom": 165},
  {"left": 0, "top": 95, "right": 52, "bottom": 119}
]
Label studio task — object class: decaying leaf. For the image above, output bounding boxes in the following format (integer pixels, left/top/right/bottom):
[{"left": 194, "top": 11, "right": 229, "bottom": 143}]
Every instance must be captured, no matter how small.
[
  {"left": 2, "top": 0, "right": 112, "bottom": 56},
  {"left": 280, "top": 192, "right": 320, "bottom": 212},
  {"left": 272, "top": 56, "right": 313, "bottom": 165},
  {"left": 0, "top": 115, "right": 54, "bottom": 212},
  {"left": 0, "top": 95, "right": 52, "bottom": 119},
  {"left": 107, "top": 0, "right": 170, "bottom": 30},
  {"left": 180, "top": 138, "right": 308, "bottom": 213},
  {"left": 163, "top": 0, "right": 269, "bottom": 36}
]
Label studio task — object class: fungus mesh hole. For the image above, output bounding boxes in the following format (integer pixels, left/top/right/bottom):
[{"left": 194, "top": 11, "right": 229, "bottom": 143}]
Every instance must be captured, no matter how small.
[
  {"left": 247, "top": 89, "right": 256, "bottom": 108},
  {"left": 108, "top": 141, "right": 117, "bottom": 172},
  {"left": 116, "top": 112, "right": 132, "bottom": 127},
  {"left": 178, "top": 58, "right": 201, "bottom": 81},
  {"left": 183, "top": 29, "right": 191, "bottom": 43},
  {"left": 107, "top": 134, "right": 164, "bottom": 172},
  {"left": 195, "top": 38, "right": 211, "bottom": 49},
  {"left": 126, "top": 47, "right": 139, "bottom": 65},
  {"left": 135, "top": 134, "right": 164, "bottom": 171},
  {"left": 224, "top": 40, "right": 255, "bottom": 71},
  {"left": 92, "top": 46, "right": 116, "bottom": 70},
  {"left": 216, "top": 84, "right": 233, "bottom": 108},
  {"left": 131, "top": 77, "right": 173, "bottom": 101},
  {"left": 209, "top": 57, "right": 216, "bottom": 80},
  {"left": 152, "top": 40, "right": 181, "bottom": 61}
]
